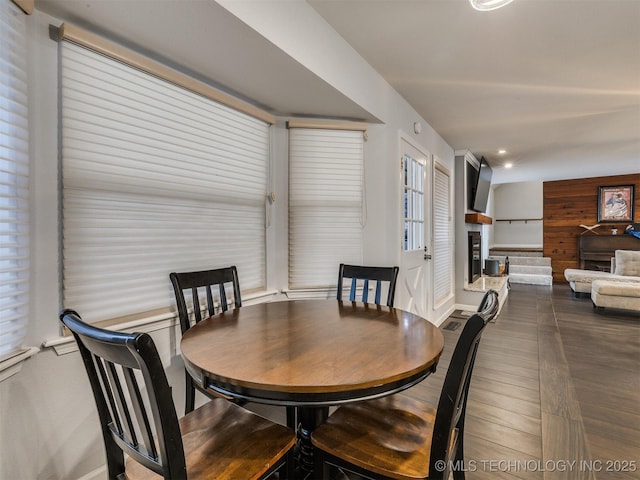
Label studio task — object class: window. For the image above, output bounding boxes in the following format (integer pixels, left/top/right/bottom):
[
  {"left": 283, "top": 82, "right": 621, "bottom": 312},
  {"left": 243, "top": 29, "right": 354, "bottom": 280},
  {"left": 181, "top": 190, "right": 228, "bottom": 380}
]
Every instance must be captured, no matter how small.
[
  {"left": 403, "top": 154, "right": 424, "bottom": 251},
  {"left": 288, "top": 124, "right": 365, "bottom": 289},
  {"left": 0, "top": 0, "right": 29, "bottom": 357},
  {"left": 60, "top": 37, "right": 270, "bottom": 323}
]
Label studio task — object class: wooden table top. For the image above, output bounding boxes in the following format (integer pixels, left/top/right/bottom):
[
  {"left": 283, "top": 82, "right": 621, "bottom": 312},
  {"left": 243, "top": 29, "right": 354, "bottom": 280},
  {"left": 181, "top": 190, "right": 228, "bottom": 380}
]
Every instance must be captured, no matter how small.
[{"left": 180, "top": 299, "right": 444, "bottom": 405}]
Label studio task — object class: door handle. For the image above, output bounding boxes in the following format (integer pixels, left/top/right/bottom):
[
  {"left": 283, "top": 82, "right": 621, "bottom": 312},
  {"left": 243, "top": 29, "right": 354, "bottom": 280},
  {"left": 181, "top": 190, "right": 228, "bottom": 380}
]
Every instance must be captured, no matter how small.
[{"left": 424, "top": 254, "right": 432, "bottom": 260}]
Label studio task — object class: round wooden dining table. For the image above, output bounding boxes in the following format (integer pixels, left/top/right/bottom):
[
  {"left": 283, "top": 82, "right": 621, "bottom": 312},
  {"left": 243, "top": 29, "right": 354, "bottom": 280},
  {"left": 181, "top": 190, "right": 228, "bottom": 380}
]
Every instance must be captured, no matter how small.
[{"left": 180, "top": 299, "right": 444, "bottom": 477}]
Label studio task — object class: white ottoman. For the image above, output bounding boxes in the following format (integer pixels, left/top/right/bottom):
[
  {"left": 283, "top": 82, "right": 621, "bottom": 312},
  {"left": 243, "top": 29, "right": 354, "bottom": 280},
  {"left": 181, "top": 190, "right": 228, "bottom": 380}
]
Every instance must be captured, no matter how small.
[{"left": 591, "top": 280, "right": 640, "bottom": 313}]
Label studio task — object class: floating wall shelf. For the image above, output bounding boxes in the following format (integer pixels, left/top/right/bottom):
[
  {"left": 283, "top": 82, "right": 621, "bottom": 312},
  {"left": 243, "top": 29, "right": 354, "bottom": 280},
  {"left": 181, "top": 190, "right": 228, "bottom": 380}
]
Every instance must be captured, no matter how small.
[{"left": 465, "top": 213, "right": 493, "bottom": 225}]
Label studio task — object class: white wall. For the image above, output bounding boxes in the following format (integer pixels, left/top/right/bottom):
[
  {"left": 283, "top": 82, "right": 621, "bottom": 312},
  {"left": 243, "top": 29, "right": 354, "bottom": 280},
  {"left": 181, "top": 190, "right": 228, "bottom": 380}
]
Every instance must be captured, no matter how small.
[
  {"left": 492, "top": 181, "right": 543, "bottom": 249},
  {"left": 1, "top": 5, "right": 455, "bottom": 479}
]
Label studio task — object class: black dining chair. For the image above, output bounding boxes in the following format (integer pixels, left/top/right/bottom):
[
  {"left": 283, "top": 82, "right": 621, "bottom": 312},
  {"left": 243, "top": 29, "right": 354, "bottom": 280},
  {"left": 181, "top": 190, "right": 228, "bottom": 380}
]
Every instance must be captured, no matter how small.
[
  {"left": 311, "top": 313, "right": 488, "bottom": 480},
  {"left": 59, "top": 309, "right": 296, "bottom": 480},
  {"left": 170, "top": 267, "right": 297, "bottom": 429},
  {"left": 170, "top": 266, "right": 242, "bottom": 415},
  {"left": 477, "top": 288, "right": 499, "bottom": 323},
  {"left": 337, "top": 263, "right": 400, "bottom": 307}
]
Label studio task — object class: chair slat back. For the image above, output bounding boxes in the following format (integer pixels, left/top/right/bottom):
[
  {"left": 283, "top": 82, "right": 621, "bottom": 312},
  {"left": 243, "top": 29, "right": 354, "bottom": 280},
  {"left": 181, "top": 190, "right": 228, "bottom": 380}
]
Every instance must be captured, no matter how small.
[
  {"left": 430, "top": 313, "right": 486, "bottom": 479},
  {"left": 170, "top": 266, "right": 242, "bottom": 334},
  {"left": 337, "top": 264, "right": 400, "bottom": 307},
  {"left": 60, "top": 309, "right": 186, "bottom": 480},
  {"left": 477, "top": 288, "right": 499, "bottom": 322}
]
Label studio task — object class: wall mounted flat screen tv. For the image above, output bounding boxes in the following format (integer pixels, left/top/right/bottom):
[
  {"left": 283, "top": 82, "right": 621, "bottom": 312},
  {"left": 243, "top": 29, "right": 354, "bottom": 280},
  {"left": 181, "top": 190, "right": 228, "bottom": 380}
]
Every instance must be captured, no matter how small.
[
  {"left": 466, "top": 161, "right": 478, "bottom": 211},
  {"left": 471, "top": 156, "right": 493, "bottom": 213}
]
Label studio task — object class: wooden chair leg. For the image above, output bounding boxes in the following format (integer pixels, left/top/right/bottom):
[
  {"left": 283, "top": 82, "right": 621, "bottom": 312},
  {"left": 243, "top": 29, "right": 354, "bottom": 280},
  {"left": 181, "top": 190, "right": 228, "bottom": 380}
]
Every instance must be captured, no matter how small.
[
  {"left": 284, "top": 448, "right": 296, "bottom": 480},
  {"left": 286, "top": 406, "right": 296, "bottom": 429},
  {"left": 314, "top": 450, "right": 331, "bottom": 480},
  {"left": 185, "top": 371, "right": 195, "bottom": 414}
]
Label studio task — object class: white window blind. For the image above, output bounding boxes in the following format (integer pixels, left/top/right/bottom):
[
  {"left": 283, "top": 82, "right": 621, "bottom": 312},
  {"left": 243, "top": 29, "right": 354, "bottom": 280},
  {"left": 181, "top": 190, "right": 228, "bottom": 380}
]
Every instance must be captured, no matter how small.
[
  {"left": 433, "top": 165, "right": 453, "bottom": 306},
  {"left": 61, "top": 41, "right": 269, "bottom": 323},
  {"left": 289, "top": 127, "right": 364, "bottom": 289},
  {"left": 0, "top": 0, "right": 29, "bottom": 357}
]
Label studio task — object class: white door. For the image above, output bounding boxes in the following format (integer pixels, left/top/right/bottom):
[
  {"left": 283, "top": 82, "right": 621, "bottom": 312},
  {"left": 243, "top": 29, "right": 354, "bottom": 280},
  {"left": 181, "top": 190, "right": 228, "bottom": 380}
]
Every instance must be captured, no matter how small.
[{"left": 398, "top": 137, "right": 431, "bottom": 318}]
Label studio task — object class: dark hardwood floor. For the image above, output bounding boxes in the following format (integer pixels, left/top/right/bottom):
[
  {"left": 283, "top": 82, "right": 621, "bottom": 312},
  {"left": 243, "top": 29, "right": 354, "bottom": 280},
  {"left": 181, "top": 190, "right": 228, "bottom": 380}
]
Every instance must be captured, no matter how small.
[{"left": 406, "top": 283, "right": 639, "bottom": 480}]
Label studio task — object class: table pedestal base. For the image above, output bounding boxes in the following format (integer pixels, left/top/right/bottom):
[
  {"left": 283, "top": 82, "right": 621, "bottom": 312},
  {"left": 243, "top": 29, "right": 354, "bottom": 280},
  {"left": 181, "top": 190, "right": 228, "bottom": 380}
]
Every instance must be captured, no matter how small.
[{"left": 296, "top": 406, "right": 329, "bottom": 478}]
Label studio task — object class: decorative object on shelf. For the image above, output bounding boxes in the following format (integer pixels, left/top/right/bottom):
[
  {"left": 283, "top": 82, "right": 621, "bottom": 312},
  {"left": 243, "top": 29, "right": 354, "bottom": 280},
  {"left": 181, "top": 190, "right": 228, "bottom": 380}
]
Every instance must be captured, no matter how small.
[
  {"left": 627, "top": 224, "right": 640, "bottom": 240},
  {"left": 485, "top": 258, "right": 500, "bottom": 276},
  {"left": 598, "top": 185, "right": 635, "bottom": 223},
  {"left": 579, "top": 224, "right": 600, "bottom": 235},
  {"left": 612, "top": 228, "right": 618, "bottom": 235},
  {"left": 469, "top": 0, "right": 515, "bottom": 11}
]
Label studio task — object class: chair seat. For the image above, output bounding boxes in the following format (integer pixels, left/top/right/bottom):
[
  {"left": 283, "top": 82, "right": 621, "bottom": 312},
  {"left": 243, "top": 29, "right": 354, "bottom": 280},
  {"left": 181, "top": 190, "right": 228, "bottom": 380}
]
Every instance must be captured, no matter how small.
[
  {"left": 126, "top": 398, "right": 296, "bottom": 480},
  {"left": 311, "top": 394, "right": 437, "bottom": 480}
]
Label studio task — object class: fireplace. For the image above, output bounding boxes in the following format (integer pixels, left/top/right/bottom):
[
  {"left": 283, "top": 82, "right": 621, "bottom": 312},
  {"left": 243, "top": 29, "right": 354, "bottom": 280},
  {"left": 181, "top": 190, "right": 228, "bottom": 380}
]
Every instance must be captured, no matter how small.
[{"left": 468, "top": 231, "right": 482, "bottom": 284}]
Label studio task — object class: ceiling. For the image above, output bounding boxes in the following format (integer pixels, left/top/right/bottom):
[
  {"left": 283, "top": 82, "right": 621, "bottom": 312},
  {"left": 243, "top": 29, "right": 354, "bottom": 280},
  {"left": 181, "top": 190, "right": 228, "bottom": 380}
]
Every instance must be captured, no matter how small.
[
  {"left": 36, "top": 0, "right": 374, "bottom": 121},
  {"left": 308, "top": 0, "right": 640, "bottom": 183},
  {"left": 36, "top": 0, "right": 639, "bottom": 184}
]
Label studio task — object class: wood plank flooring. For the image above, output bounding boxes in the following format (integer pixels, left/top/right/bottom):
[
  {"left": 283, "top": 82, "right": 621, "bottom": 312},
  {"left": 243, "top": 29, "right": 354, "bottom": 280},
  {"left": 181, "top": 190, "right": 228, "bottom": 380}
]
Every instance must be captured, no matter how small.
[
  {"left": 404, "top": 283, "right": 639, "bottom": 480},
  {"left": 550, "top": 284, "right": 640, "bottom": 480}
]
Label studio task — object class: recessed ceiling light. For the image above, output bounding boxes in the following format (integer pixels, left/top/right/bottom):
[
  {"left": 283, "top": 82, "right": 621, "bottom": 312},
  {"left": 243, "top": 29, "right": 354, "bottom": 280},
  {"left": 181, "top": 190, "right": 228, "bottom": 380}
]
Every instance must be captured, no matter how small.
[
  {"left": 498, "top": 149, "right": 507, "bottom": 155},
  {"left": 504, "top": 162, "right": 513, "bottom": 169}
]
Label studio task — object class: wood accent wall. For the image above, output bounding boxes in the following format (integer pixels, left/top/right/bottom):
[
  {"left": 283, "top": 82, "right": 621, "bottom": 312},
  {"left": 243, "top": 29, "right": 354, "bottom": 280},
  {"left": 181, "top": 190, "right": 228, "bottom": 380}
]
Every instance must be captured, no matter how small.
[{"left": 543, "top": 174, "right": 640, "bottom": 283}]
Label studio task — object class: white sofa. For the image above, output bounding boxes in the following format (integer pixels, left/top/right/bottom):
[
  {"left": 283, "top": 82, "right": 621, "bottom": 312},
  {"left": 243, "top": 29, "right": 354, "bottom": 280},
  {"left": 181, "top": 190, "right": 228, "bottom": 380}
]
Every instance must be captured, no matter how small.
[{"left": 564, "top": 249, "right": 640, "bottom": 295}]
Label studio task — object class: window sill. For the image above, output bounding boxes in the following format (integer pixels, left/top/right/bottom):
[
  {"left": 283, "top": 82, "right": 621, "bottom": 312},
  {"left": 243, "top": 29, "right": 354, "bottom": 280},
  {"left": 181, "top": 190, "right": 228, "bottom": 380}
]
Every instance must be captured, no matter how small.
[
  {"left": 43, "top": 289, "right": 279, "bottom": 356},
  {"left": 0, "top": 347, "right": 40, "bottom": 382},
  {"left": 283, "top": 287, "right": 337, "bottom": 300},
  {"left": 244, "top": 289, "right": 279, "bottom": 304}
]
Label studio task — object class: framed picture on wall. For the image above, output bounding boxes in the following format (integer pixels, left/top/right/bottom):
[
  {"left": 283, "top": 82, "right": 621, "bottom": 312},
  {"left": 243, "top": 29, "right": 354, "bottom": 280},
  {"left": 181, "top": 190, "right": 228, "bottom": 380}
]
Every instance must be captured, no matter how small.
[{"left": 597, "top": 185, "right": 635, "bottom": 222}]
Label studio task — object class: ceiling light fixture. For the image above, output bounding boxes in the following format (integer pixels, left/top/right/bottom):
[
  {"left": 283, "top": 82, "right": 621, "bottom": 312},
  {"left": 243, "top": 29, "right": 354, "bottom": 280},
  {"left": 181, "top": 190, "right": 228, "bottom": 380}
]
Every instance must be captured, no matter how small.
[
  {"left": 504, "top": 162, "right": 513, "bottom": 169},
  {"left": 498, "top": 149, "right": 507, "bottom": 155},
  {"left": 469, "top": 0, "right": 515, "bottom": 11}
]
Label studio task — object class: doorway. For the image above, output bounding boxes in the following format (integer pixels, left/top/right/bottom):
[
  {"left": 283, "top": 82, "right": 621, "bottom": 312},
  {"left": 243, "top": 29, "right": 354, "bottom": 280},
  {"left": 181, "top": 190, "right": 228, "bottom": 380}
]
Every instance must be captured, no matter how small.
[{"left": 398, "top": 136, "right": 432, "bottom": 318}]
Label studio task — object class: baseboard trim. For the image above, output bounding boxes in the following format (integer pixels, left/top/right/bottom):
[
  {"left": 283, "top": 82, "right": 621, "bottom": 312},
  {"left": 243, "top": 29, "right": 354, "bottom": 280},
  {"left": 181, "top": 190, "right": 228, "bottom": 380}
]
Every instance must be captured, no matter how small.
[{"left": 77, "top": 465, "right": 106, "bottom": 480}]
